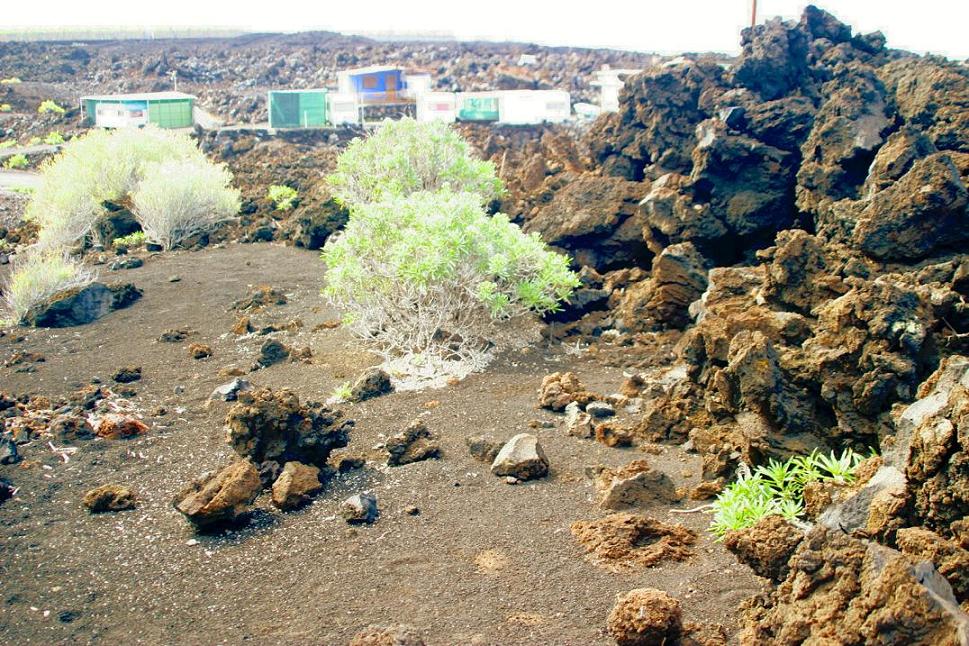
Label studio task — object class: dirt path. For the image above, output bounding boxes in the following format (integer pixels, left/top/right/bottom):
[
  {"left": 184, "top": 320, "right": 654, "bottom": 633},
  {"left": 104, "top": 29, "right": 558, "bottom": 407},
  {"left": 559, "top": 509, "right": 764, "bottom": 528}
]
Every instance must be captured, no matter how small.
[
  {"left": 0, "top": 243, "right": 760, "bottom": 645},
  {"left": 0, "top": 169, "right": 40, "bottom": 190}
]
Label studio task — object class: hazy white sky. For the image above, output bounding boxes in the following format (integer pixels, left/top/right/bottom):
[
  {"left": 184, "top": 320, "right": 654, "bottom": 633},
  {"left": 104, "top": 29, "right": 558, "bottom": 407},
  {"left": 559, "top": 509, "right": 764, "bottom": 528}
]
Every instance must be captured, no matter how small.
[{"left": 5, "top": 0, "right": 969, "bottom": 60}]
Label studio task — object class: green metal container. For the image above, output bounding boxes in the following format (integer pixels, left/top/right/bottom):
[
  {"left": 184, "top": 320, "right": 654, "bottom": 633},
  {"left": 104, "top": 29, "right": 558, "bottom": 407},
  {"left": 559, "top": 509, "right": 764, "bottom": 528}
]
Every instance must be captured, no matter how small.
[
  {"left": 147, "top": 99, "right": 194, "bottom": 128},
  {"left": 268, "top": 90, "right": 328, "bottom": 128},
  {"left": 457, "top": 96, "right": 499, "bottom": 121}
]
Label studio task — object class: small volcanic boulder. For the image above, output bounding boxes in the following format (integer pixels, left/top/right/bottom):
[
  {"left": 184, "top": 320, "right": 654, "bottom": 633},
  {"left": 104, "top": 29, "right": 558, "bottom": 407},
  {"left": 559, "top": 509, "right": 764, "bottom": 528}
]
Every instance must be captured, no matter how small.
[
  {"left": 341, "top": 492, "right": 379, "bottom": 524},
  {"left": 83, "top": 484, "right": 137, "bottom": 513},
  {"left": 386, "top": 420, "right": 441, "bottom": 466},
  {"left": 50, "top": 414, "right": 95, "bottom": 441},
  {"left": 723, "top": 514, "right": 804, "bottom": 582},
  {"left": 209, "top": 378, "right": 252, "bottom": 402},
  {"left": 349, "top": 624, "right": 425, "bottom": 646},
  {"left": 112, "top": 366, "right": 142, "bottom": 384},
  {"left": 350, "top": 367, "right": 394, "bottom": 402},
  {"left": 231, "top": 285, "right": 287, "bottom": 311},
  {"left": 271, "top": 461, "right": 322, "bottom": 511},
  {"left": 539, "top": 371, "right": 595, "bottom": 411},
  {"left": 595, "top": 460, "right": 679, "bottom": 510},
  {"left": 0, "top": 436, "right": 20, "bottom": 465},
  {"left": 188, "top": 343, "right": 213, "bottom": 359},
  {"left": 94, "top": 415, "right": 148, "bottom": 440},
  {"left": 23, "top": 282, "right": 138, "bottom": 328},
  {"left": 607, "top": 588, "right": 683, "bottom": 646},
  {"left": 224, "top": 387, "right": 352, "bottom": 470},
  {"left": 565, "top": 402, "right": 594, "bottom": 438},
  {"left": 491, "top": 433, "right": 548, "bottom": 480},
  {"left": 0, "top": 477, "right": 14, "bottom": 504},
  {"left": 255, "top": 339, "right": 289, "bottom": 368},
  {"left": 467, "top": 435, "right": 503, "bottom": 463},
  {"left": 158, "top": 328, "right": 190, "bottom": 342},
  {"left": 173, "top": 459, "right": 261, "bottom": 530}
]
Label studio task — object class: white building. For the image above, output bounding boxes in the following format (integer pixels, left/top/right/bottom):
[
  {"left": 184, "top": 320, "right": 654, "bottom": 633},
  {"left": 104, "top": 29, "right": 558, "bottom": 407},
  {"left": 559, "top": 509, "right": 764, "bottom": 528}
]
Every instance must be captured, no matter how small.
[{"left": 590, "top": 68, "right": 643, "bottom": 113}]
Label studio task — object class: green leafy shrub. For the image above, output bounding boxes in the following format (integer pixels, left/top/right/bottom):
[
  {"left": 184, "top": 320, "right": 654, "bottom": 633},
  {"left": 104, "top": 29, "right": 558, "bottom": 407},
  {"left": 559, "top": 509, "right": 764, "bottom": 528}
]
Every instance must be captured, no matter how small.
[
  {"left": 112, "top": 231, "right": 146, "bottom": 249},
  {"left": 0, "top": 77, "right": 22, "bottom": 84},
  {"left": 322, "top": 189, "right": 578, "bottom": 382},
  {"left": 327, "top": 118, "right": 502, "bottom": 207},
  {"left": 3, "top": 154, "right": 28, "bottom": 170},
  {"left": 709, "top": 448, "right": 869, "bottom": 538},
  {"left": 26, "top": 126, "right": 231, "bottom": 248},
  {"left": 0, "top": 104, "right": 11, "bottom": 112},
  {"left": 0, "top": 141, "right": 16, "bottom": 150},
  {"left": 28, "top": 136, "right": 41, "bottom": 146},
  {"left": 1, "top": 248, "right": 94, "bottom": 325},
  {"left": 267, "top": 184, "right": 298, "bottom": 211},
  {"left": 37, "top": 100, "right": 65, "bottom": 115},
  {"left": 44, "top": 131, "right": 65, "bottom": 146},
  {"left": 132, "top": 158, "right": 240, "bottom": 251}
]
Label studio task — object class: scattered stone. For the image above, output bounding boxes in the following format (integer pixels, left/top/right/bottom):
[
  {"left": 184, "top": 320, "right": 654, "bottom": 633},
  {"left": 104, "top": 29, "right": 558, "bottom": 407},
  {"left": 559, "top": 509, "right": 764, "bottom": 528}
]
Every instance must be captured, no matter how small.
[
  {"left": 0, "top": 436, "right": 20, "bottom": 464},
  {"left": 331, "top": 453, "right": 365, "bottom": 473},
  {"left": 209, "top": 378, "right": 252, "bottom": 402},
  {"left": 539, "top": 371, "right": 597, "bottom": 411},
  {"left": 595, "top": 421, "right": 635, "bottom": 447},
  {"left": 188, "top": 343, "right": 213, "bottom": 360},
  {"left": 219, "top": 366, "right": 247, "bottom": 378},
  {"left": 0, "top": 477, "right": 14, "bottom": 504},
  {"left": 271, "top": 461, "right": 322, "bottom": 510},
  {"left": 404, "top": 505, "right": 420, "bottom": 516},
  {"left": 23, "top": 282, "right": 139, "bottom": 327},
  {"left": 158, "top": 328, "right": 190, "bottom": 342},
  {"left": 254, "top": 339, "right": 288, "bottom": 368},
  {"left": 586, "top": 401, "right": 616, "bottom": 419},
  {"left": 224, "top": 387, "right": 352, "bottom": 470},
  {"left": 607, "top": 588, "right": 683, "bottom": 646},
  {"left": 491, "top": 433, "right": 549, "bottom": 480},
  {"left": 2, "top": 351, "right": 45, "bottom": 368},
  {"left": 688, "top": 480, "right": 724, "bottom": 501},
  {"left": 386, "top": 419, "right": 441, "bottom": 466},
  {"left": 595, "top": 460, "right": 679, "bottom": 509},
  {"left": 82, "top": 484, "right": 137, "bottom": 513},
  {"left": 504, "top": 476, "right": 519, "bottom": 485},
  {"left": 349, "top": 624, "right": 425, "bottom": 646},
  {"left": 350, "top": 367, "right": 394, "bottom": 402},
  {"left": 167, "top": 275, "right": 181, "bottom": 282},
  {"left": 313, "top": 319, "right": 342, "bottom": 331},
  {"left": 231, "top": 316, "right": 253, "bottom": 335},
  {"left": 571, "top": 513, "right": 696, "bottom": 572},
  {"left": 173, "top": 459, "right": 261, "bottom": 531},
  {"left": 108, "top": 257, "right": 143, "bottom": 271},
  {"left": 466, "top": 435, "right": 502, "bottom": 463},
  {"left": 94, "top": 415, "right": 148, "bottom": 440},
  {"left": 341, "top": 492, "right": 379, "bottom": 524},
  {"left": 49, "top": 415, "right": 95, "bottom": 442},
  {"left": 620, "top": 374, "right": 645, "bottom": 398},
  {"left": 112, "top": 366, "right": 141, "bottom": 384},
  {"left": 565, "top": 402, "right": 594, "bottom": 438},
  {"left": 723, "top": 515, "right": 804, "bottom": 582},
  {"left": 231, "top": 285, "right": 287, "bottom": 311}
]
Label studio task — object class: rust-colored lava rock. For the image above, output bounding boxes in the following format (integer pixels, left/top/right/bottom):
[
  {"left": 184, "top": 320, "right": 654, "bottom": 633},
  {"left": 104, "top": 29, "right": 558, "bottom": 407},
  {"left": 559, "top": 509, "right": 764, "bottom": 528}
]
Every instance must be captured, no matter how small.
[
  {"left": 173, "top": 459, "right": 261, "bottom": 530},
  {"left": 94, "top": 415, "right": 148, "bottom": 440},
  {"left": 607, "top": 588, "right": 683, "bottom": 646},
  {"left": 723, "top": 515, "right": 804, "bottom": 582},
  {"left": 570, "top": 513, "right": 696, "bottom": 572}
]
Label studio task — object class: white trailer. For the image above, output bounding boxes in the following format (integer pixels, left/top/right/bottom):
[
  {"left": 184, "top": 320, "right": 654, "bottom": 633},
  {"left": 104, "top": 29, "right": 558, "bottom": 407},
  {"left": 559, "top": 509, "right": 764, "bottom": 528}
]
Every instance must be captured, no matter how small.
[
  {"left": 416, "top": 92, "right": 457, "bottom": 123},
  {"left": 496, "top": 90, "right": 571, "bottom": 125},
  {"left": 327, "top": 93, "right": 360, "bottom": 125}
]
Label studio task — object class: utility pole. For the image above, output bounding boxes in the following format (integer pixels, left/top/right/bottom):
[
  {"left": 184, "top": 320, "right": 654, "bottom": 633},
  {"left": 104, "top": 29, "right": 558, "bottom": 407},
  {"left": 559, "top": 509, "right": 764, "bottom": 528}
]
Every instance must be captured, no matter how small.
[
  {"left": 169, "top": 69, "right": 178, "bottom": 92},
  {"left": 751, "top": 0, "right": 758, "bottom": 28}
]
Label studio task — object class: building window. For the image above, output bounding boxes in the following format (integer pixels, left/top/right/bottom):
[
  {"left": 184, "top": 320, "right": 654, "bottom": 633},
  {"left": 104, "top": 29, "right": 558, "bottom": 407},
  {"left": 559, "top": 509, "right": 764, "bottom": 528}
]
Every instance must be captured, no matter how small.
[{"left": 362, "top": 75, "right": 378, "bottom": 89}]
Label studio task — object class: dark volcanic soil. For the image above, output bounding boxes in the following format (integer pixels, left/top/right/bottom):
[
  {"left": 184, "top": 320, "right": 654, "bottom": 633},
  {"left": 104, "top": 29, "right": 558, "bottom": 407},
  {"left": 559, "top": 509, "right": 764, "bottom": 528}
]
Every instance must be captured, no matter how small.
[{"left": 0, "top": 243, "right": 759, "bottom": 645}]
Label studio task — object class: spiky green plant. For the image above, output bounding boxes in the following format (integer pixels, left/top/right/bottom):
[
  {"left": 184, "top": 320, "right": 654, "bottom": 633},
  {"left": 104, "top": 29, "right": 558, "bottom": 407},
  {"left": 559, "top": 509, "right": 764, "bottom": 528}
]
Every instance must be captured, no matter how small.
[
  {"left": 267, "top": 184, "right": 298, "bottom": 211},
  {"left": 709, "top": 448, "right": 869, "bottom": 539},
  {"left": 113, "top": 231, "right": 146, "bottom": 249},
  {"left": 329, "top": 381, "right": 352, "bottom": 403},
  {"left": 3, "top": 154, "right": 28, "bottom": 170},
  {"left": 37, "top": 100, "right": 65, "bottom": 115},
  {"left": 44, "top": 131, "right": 65, "bottom": 146}
]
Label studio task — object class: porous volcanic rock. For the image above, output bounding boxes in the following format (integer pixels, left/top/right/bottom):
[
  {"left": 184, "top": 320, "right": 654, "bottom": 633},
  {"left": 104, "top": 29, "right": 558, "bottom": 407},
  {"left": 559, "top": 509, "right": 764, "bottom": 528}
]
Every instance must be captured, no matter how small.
[
  {"left": 386, "top": 419, "right": 440, "bottom": 467},
  {"left": 23, "top": 282, "right": 140, "bottom": 327},
  {"left": 538, "top": 371, "right": 597, "bottom": 411},
  {"left": 224, "top": 387, "right": 352, "bottom": 472},
  {"left": 341, "top": 492, "right": 379, "bottom": 524},
  {"left": 607, "top": 588, "right": 683, "bottom": 646},
  {"left": 82, "top": 484, "right": 137, "bottom": 513},
  {"left": 594, "top": 460, "right": 679, "bottom": 510},
  {"left": 739, "top": 527, "right": 969, "bottom": 645},
  {"left": 270, "top": 461, "right": 322, "bottom": 510},
  {"left": 723, "top": 515, "right": 804, "bottom": 582},
  {"left": 350, "top": 367, "right": 394, "bottom": 402},
  {"left": 570, "top": 513, "right": 696, "bottom": 572},
  {"left": 173, "top": 459, "right": 261, "bottom": 530}
]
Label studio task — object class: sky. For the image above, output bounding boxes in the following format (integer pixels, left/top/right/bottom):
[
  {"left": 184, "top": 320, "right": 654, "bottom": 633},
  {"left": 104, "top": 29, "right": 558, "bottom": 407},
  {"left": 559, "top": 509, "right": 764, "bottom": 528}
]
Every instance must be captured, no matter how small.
[{"left": 4, "top": 0, "right": 969, "bottom": 60}]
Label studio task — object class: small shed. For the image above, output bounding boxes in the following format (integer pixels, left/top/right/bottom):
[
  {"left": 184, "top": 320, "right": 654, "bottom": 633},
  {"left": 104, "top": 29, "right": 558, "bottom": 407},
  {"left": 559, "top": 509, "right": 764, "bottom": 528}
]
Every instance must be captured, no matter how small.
[
  {"left": 267, "top": 89, "right": 328, "bottom": 128},
  {"left": 456, "top": 92, "right": 501, "bottom": 122},
  {"left": 327, "top": 93, "right": 360, "bottom": 125},
  {"left": 80, "top": 91, "right": 195, "bottom": 129},
  {"left": 337, "top": 66, "right": 406, "bottom": 104}
]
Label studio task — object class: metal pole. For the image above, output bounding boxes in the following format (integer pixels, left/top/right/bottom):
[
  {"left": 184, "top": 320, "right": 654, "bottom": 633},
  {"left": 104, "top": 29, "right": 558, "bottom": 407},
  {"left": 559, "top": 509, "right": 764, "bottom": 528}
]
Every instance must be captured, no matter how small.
[{"left": 751, "top": 0, "right": 757, "bottom": 27}]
